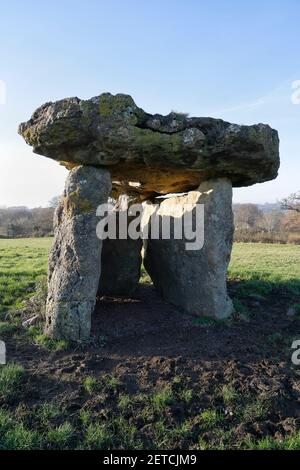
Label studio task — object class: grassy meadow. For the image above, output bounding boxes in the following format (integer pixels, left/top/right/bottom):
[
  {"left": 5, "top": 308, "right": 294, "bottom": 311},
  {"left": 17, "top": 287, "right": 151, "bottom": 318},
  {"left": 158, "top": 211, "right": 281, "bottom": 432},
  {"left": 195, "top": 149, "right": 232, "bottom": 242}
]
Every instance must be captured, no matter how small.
[
  {"left": 0, "top": 238, "right": 299, "bottom": 450},
  {"left": 0, "top": 238, "right": 51, "bottom": 315},
  {"left": 229, "top": 243, "right": 300, "bottom": 287},
  {"left": 1, "top": 238, "right": 299, "bottom": 317}
]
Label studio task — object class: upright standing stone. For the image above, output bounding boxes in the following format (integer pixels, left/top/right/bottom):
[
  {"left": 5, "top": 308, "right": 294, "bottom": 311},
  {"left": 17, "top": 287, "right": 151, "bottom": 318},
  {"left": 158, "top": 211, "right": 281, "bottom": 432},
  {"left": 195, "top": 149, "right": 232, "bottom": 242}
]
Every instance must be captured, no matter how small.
[
  {"left": 45, "top": 165, "right": 111, "bottom": 341},
  {"left": 98, "top": 196, "right": 143, "bottom": 296},
  {"left": 143, "top": 178, "right": 234, "bottom": 319}
]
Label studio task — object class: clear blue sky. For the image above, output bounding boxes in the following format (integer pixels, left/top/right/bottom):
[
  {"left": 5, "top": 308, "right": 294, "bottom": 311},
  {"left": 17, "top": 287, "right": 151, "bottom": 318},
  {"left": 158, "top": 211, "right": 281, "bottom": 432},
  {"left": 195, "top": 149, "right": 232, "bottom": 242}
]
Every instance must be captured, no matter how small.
[{"left": 0, "top": 0, "right": 299, "bottom": 207}]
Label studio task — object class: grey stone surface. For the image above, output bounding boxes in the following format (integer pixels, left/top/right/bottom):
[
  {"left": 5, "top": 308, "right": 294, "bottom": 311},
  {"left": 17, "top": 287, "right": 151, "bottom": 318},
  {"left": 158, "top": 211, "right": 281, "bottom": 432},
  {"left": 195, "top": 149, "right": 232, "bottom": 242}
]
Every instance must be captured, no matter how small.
[
  {"left": 18, "top": 93, "right": 281, "bottom": 339},
  {"left": 45, "top": 165, "right": 111, "bottom": 341},
  {"left": 143, "top": 179, "right": 234, "bottom": 318},
  {"left": 98, "top": 196, "right": 143, "bottom": 296},
  {"left": 19, "top": 92, "right": 280, "bottom": 199}
]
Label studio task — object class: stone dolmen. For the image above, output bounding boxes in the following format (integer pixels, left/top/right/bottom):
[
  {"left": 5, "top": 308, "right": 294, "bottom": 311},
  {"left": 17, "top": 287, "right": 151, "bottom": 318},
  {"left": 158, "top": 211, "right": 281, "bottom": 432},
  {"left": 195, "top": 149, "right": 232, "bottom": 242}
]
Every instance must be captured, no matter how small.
[{"left": 19, "top": 93, "right": 280, "bottom": 341}]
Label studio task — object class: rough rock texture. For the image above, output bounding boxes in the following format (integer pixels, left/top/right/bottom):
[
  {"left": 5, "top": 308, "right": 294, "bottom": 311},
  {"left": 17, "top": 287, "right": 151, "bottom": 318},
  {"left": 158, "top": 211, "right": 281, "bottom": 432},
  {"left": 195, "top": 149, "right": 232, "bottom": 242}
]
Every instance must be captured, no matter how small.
[
  {"left": 18, "top": 92, "right": 280, "bottom": 339},
  {"left": 45, "top": 165, "right": 111, "bottom": 341},
  {"left": 98, "top": 196, "right": 143, "bottom": 296},
  {"left": 143, "top": 179, "right": 234, "bottom": 318},
  {"left": 19, "top": 92, "right": 280, "bottom": 200}
]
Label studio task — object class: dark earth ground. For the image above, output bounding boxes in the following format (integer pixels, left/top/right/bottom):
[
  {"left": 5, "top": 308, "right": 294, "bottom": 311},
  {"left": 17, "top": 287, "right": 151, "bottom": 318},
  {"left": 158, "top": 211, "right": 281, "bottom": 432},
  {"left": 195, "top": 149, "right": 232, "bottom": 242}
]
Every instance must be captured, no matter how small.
[{"left": 2, "top": 281, "right": 300, "bottom": 450}]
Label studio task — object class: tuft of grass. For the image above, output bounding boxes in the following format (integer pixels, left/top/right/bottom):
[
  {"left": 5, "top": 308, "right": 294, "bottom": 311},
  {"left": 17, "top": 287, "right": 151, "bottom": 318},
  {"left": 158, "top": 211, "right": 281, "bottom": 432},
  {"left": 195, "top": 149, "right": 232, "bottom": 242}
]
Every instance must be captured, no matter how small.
[
  {"left": 0, "top": 321, "right": 16, "bottom": 337},
  {"left": 198, "top": 436, "right": 210, "bottom": 450},
  {"left": 34, "top": 333, "right": 69, "bottom": 351},
  {"left": 110, "top": 416, "right": 143, "bottom": 449},
  {"left": 83, "top": 376, "right": 99, "bottom": 394},
  {"left": 37, "top": 403, "right": 61, "bottom": 425},
  {"left": 242, "top": 398, "right": 269, "bottom": 422},
  {"left": 153, "top": 420, "right": 172, "bottom": 448},
  {"left": 151, "top": 387, "right": 174, "bottom": 412},
  {"left": 256, "top": 436, "right": 280, "bottom": 450},
  {"left": 27, "top": 325, "right": 40, "bottom": 338},
  {"left": 47, "top": 422, "right": 74, "bottom": 449},
  {"left": 1, "top": 424, "right": 40, "bottom": 450},
  {"left": 221, "top": 384, "right": 240, "bottom": 405},
  {"left": 0, "top": 321, "right": 16, "bottom": 336},
  {"left": 140, "top": 265, "right": 152, "bottom": 285},
  {"left": 242, "top": 434, "right": 278, "bottom": 450},
  {"left": 172, "top": 375, "right": 183, "bottom": 385},
  {"left": 26, "top": 277, "right": 48, "bottom": 315},
  {"left": 153, "top": 419, "right": 191, "bottom": 449},
  {"left": 284, "top": 431, "right": 300, "bottom": 450},
  {"left": 79, "top": 409, "right": 91, "bottom": 427},
  {"left": 83, "top": 423, "right": 113, "bottom": 450},
  {"left": 104, "top": 374, "right": 121, "bottom": 392},
  {"left": 118, "top": 394, "right": 134, "bottom": 413},
  {"left": 0, "top": 363, "right": 26, "bottom": 402},
  {"left": 242, "top": 431, "right": 300, "bottom": 450},
  {"left": 200, "top": 409, "right": 224, "bottom": 429},
  {"left": 0, "top": 408, "right": 12, "bottom": 432},
  {"left": 179, "top": 388, "right": 193, "bottom": 404}
]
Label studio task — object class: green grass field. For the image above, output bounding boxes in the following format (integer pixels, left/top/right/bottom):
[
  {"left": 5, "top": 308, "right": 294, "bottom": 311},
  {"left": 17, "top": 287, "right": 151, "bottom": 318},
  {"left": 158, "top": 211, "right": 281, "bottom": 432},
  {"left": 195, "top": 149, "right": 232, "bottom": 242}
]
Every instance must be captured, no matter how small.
[
  {"left": 0, "top": 238, "right": 51, "bottom": 315},
  {"left": 229, "top": 243, "right": 300, "bottom": 304},
  {"left": 229, "top": 243, "right": 300, "bottom": 286},
  {"left": 0, "top": 238, "right": 300, "bottom": 450},
  {"left": 1, "top": 238, "right": 300, "bottom": 317}
]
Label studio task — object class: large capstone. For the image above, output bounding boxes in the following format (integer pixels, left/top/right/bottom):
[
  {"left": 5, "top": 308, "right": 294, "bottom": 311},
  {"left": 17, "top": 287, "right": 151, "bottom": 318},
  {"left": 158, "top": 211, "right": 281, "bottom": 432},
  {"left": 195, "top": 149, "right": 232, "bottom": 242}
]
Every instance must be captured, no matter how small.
[
  {"left": 45, "top": 165, "right": 111, "bottom": 341},
  {"left": 143, "top": 179, "right": 234, "bottom": 318},
  {"left": 98, "top": 196, "right": 143, "bottom": 296},
  {"left": 19, "top": 92, "right": 280, "bottom": 200}
]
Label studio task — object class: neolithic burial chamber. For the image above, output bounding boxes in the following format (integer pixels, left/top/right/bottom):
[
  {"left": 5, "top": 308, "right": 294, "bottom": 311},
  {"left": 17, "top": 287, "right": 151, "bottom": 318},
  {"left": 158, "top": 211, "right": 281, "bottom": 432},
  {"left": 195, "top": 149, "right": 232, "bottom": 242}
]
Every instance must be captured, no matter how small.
[{"left": 19, "top": 93, "right": 280, "bottom": 341}]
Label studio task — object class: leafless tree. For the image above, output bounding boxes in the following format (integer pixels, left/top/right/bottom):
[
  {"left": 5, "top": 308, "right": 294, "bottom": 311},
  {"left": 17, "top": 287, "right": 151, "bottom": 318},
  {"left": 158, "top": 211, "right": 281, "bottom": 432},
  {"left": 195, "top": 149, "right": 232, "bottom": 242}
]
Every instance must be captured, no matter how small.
[
  {"left": 282, "top": 210, "right": 300, "bottom": 232},
  {"left": 259, "top": 210, "right": 283, "bottom": 233},
  {"left": 233, "top": 204, "right": 263, "bottom": 230},
  {"left": 0, "top": 206, "right": 54, "bottom": 238},
  {"left": 281, "top": 191, "right": 300, "bottom": 213},
  {"left": 48, "top": 195, "right": 61, "bottom": 209}
]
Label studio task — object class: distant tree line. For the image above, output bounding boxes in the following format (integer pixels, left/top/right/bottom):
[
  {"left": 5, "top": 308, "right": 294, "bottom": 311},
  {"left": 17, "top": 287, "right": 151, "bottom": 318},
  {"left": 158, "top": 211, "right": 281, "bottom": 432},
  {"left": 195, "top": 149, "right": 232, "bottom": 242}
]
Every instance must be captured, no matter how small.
[
  {"left": 0, "top": 197, "right": 59, "bottom": 238},
  {"left": 1, "top": 191, "right": 300, "bottom": 243},
  {"left": 234, "top": 191, "right": 300, "bottom": 244}
]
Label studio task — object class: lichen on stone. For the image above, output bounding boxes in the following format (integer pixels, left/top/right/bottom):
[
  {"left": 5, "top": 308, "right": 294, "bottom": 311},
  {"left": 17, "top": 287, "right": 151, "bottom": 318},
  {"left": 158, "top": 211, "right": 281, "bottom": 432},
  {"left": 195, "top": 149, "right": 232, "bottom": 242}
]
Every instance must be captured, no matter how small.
[
  {"left": 98, "top": 93, "right": 138, "bottom": 120},
  {"left": 64, "top": 190, "right": 95, "bottom": 215},
  {"left": 18, "top": 91, "right": 280, "bottom": 198}
]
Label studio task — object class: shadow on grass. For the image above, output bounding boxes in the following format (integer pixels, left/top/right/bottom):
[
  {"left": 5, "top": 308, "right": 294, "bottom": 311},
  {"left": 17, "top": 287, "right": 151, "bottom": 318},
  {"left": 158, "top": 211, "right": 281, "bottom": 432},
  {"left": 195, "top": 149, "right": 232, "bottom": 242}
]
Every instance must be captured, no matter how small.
[{"left": 228, "top": 277, "right": 300, "bottom": 304}]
